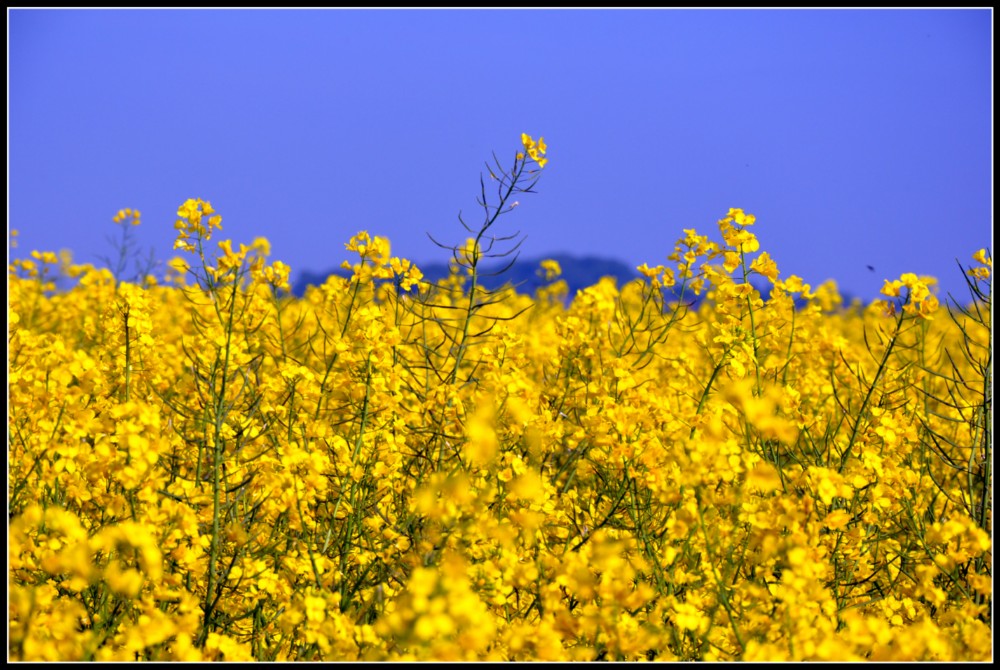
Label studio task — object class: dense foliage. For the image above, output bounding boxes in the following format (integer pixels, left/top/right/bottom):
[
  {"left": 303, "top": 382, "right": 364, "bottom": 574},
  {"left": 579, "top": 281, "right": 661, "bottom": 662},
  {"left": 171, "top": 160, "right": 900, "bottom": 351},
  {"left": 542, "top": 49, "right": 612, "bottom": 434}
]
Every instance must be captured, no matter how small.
[{"left": 8, "top": 136, "right": 992, "bottom": 661}]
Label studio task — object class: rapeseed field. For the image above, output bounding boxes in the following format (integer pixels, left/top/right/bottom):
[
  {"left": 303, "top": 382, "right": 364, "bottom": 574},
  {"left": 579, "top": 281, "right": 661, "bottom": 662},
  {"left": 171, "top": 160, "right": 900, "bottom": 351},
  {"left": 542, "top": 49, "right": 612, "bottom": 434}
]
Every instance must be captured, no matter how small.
[{"left": 8, "top": 135, "right": 992, "bottom": 661}]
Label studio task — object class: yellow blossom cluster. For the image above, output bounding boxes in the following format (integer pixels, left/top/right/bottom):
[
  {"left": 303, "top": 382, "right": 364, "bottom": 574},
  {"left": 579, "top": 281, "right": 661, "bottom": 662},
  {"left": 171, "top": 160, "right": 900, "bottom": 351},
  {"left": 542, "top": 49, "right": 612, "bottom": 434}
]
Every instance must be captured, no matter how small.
[{"left": 518, "top": 133, "right": 548, "bottom": 168}]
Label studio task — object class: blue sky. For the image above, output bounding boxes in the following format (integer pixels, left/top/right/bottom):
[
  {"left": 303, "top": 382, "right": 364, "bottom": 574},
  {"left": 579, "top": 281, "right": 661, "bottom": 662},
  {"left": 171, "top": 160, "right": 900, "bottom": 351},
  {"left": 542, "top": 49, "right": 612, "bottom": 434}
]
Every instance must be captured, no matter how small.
[{"left": 8, "top": 8, "right": 992, "bottom": 301}]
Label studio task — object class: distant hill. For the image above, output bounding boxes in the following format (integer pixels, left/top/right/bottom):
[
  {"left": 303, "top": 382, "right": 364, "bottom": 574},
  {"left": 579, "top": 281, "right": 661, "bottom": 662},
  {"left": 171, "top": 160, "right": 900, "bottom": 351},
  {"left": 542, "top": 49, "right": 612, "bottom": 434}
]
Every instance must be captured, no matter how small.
[
  {"left": 291, "top": 255, "right": 834, "bottom": 310},
  {"left": 291, "top": 253, "right": 644, "bottom": 299}
]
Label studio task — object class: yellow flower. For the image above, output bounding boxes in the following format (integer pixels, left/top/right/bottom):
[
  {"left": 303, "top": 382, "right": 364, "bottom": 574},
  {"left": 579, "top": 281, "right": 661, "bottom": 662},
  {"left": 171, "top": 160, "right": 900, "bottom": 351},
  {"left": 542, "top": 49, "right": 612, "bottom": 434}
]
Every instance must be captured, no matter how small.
[
  {"left": 540, "top": 259, "right": 561, "bottom": 281},
  {"left": 520, "top": 133, "right": 548, "bottom": 168}
]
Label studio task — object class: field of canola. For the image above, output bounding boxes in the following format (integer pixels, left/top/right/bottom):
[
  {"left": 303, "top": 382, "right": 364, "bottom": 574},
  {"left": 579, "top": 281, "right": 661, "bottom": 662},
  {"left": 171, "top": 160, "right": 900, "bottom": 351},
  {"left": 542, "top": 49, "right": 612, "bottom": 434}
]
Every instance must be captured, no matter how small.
[{"left": 7, "top": 135, "right": 993, "bottom": 661}]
